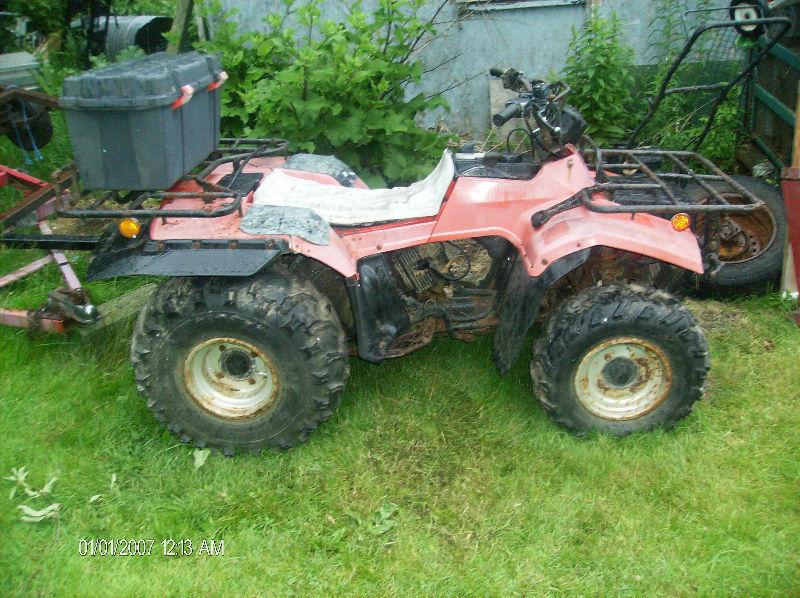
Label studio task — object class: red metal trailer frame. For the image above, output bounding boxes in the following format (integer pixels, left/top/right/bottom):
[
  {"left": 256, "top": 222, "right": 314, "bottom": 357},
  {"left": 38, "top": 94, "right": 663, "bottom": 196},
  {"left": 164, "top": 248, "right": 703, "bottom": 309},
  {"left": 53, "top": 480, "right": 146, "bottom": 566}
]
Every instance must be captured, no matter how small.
[{"left": 0, "top": 165, "right": 91, "bottom": 333}]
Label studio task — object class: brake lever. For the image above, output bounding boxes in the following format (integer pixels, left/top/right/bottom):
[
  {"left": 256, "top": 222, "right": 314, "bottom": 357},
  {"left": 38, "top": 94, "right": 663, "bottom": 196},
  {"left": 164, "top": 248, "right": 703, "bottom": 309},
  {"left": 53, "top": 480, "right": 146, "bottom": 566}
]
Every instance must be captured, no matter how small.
[
  {"left": 500, "top": 68, "right": 532, "bottom": 93},
  {"left": 551, "top": 82, "right": 571, "bottom": 103}
]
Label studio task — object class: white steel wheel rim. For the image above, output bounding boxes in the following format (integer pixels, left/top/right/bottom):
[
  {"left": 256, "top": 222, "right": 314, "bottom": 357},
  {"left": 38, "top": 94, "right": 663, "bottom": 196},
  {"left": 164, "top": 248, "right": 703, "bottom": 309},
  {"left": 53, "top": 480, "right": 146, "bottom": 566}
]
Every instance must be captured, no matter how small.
[
  {"left": 573, "top": 336, "right": 673, "bottom": 421},
  {"left": 183, "top": 337, "right": 279, "bottom": 419}
]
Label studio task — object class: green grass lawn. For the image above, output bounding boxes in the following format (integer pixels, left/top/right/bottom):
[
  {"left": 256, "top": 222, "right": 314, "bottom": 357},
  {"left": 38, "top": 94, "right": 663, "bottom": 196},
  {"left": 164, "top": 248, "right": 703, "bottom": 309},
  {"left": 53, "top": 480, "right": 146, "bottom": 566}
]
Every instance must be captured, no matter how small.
[
  {"left": 1, "top": 123, "right": 800, "bottom": 596},
  {"left": 1, "top": 246, "right": 799, "bottom": 595}
]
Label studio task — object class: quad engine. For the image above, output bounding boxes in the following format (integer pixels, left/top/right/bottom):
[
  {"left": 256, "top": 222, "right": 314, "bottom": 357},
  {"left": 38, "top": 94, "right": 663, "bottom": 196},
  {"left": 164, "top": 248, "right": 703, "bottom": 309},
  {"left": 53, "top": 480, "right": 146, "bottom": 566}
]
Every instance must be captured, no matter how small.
[
  {"left": 387, "top": 240, "right": 495, "bottom": 297},
  {"left": 384, "top": 239, "right": 508, "bottom": 344}
]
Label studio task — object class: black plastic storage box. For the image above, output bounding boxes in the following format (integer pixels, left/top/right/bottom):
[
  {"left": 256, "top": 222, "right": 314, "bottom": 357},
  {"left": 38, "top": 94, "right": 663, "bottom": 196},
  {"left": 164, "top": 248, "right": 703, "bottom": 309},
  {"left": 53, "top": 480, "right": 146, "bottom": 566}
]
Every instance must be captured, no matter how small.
[{"left": 60, "top": 51, "right": 225, "bottom": 190}]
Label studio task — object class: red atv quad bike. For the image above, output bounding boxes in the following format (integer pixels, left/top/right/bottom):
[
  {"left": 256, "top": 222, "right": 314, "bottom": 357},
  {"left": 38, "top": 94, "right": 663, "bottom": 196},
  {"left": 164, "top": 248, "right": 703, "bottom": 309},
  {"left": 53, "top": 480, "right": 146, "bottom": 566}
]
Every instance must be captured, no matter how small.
[{"left": 0, "top": 69, "right": 772, "bottom": 454}]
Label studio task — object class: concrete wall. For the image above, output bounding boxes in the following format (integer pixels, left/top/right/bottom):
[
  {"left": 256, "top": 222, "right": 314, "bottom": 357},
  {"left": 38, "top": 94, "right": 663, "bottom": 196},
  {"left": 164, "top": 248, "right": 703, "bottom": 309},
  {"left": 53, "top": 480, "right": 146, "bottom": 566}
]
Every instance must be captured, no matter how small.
[{"left": 218, "top": 0, "right": 680, "bottom": 134}]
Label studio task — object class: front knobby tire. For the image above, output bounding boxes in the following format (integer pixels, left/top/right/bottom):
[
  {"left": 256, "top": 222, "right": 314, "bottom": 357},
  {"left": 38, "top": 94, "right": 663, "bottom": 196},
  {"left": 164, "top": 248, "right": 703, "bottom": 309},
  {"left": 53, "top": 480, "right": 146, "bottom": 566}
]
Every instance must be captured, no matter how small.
[
  {"left": 531, "top": 283, "right": 709, "bottom": 436},
  {"left": 130, "top": 268, "right": 349, "bottom": 454}
]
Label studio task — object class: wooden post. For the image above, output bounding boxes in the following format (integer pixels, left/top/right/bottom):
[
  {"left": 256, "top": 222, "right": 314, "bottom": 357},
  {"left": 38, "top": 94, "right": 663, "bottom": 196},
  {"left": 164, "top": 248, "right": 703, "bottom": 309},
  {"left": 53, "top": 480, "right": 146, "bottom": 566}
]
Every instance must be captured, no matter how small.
[
  {"left": 781, "top": 82, "right": 800, "bottom": 323},
  {"left": 791, "top": 83, "right": 800, "bottom": 170},
  {"left": 167, "top": 0, "right": 195, "bottom": 54},
  {"left": 195, "top": 14, "right": 207, "bottom": 43}
]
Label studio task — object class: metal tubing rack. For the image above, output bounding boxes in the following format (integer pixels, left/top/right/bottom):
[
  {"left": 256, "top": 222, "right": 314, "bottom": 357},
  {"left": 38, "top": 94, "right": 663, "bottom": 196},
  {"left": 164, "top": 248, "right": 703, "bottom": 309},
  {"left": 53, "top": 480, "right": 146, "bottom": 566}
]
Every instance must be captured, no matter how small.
[
  {"left": 0, "top": 138, "right": 289, "bottom": 247},
  {"left": 0, "top": 138, "right": 287, "bottom": 332},
  {"left": 627, "top": 16, "right": 791, "bottom": 150},
  {"left": 533, "top": 140, "right": 766, "bottom": 227},
  {"left": 56, "top": 138, "right": 287, "bottom": 220}
]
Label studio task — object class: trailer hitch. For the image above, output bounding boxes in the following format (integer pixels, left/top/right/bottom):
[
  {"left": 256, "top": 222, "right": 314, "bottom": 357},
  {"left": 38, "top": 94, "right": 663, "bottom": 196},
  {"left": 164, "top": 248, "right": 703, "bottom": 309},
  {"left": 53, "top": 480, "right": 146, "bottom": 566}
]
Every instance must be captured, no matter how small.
[{"left": 46, "top": 289, "right": 99, "bottom": 324}]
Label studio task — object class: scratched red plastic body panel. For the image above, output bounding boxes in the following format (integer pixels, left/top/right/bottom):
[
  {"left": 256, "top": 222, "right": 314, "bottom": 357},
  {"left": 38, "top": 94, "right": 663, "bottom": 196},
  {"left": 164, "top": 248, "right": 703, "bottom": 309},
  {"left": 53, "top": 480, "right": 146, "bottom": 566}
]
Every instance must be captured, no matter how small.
[{"left": 149, "top": 147, "right": 703, "bottom": 277}]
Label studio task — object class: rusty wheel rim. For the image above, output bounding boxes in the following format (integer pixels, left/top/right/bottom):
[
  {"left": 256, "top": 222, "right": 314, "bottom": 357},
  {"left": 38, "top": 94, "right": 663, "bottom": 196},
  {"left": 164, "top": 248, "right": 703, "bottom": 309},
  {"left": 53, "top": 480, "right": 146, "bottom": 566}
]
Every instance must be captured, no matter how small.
[
  {"left": 574, "top": 336, "right": 673, "bottom": 421},
  {"left": 183, "top": 337, "right": 280, "bottom": 420},
  {"left": 697, "top": 194, "right": 777, "bottom": 264}
]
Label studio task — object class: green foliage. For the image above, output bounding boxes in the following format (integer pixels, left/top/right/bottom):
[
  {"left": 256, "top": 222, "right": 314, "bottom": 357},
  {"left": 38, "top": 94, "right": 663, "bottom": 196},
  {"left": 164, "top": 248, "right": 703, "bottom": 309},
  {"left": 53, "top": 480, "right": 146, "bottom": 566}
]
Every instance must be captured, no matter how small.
[
  {"left": 562, "top": 11, "right": 637, "bottom": 146},
  {"left": 89, "top": 45, "right": 147, "bottom": 69},
  {"left": 116, "top": 0, "right": 175, "bottom": 15},
  {"left": 0, "top": 0, "right": 172, "bottom": 65},
  {"left": 3, "top": 0, "right": 66, "bottom": 38},
  {"left": 1, "top": 253, "right": 800, "bottom": 595},
  {"left": 197, "top": 0, "right": 451, "bottom": 184},
  {"left": 562, "top": 1, "right": 744, "bottom": 165},
  {"left": 0, "top": 0, "right": 66, "bottom": 53},
  {"left": 642, "top": 89, "right": 742, "bottom": 171}
]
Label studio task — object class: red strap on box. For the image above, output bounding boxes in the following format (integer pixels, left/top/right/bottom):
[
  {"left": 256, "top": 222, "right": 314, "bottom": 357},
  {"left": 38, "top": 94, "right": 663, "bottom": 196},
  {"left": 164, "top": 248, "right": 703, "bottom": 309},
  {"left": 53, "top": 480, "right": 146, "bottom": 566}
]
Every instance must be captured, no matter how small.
[
  {"left": 207, "top": 71, "right": 229, "bottom": 91},
  {"left": 171, "top": 85, "right": 196, "bottom": 110}
]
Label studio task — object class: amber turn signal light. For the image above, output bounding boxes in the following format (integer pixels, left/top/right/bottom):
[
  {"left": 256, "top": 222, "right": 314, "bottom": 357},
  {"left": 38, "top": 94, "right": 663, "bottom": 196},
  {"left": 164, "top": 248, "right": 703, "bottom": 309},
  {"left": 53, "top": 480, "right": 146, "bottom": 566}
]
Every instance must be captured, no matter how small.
[
  {"left": 670, "top": 213, "right": 691, "bottom": 232},
  {"left": 118, "top": 218, "right": 142, "bottom": 239}
]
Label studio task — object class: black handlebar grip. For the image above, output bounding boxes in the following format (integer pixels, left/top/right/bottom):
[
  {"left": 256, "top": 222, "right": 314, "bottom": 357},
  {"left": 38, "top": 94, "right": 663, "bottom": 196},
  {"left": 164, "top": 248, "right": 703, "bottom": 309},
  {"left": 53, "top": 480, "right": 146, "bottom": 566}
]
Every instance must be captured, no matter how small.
[
  {"left": 489, "top": 67, "right": 505, "bottom": 77},
  {"left": 492, "top": 103, "right": 520, "bottom": 127}
]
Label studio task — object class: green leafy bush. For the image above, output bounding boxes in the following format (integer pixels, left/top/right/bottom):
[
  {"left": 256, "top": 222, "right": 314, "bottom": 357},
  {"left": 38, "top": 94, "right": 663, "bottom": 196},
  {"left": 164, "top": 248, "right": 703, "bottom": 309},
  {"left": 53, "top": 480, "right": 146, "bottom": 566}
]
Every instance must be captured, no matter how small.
[
  {"left": 198, "top": 0, "right": 451, "bottom": 184},
  {"left": 643, "top": 90, "right": 742, "bottom": 171},
  {"left": 562, "top": 11, "right": 638, "bottom": 146}
]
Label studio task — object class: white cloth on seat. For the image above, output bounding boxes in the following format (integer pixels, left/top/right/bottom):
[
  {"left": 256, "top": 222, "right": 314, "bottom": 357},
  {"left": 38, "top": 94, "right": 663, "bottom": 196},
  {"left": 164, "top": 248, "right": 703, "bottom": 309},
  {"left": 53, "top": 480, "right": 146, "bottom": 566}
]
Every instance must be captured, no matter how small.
[{"left": 252, "top": 150, "right": 454, "bottom": 225}]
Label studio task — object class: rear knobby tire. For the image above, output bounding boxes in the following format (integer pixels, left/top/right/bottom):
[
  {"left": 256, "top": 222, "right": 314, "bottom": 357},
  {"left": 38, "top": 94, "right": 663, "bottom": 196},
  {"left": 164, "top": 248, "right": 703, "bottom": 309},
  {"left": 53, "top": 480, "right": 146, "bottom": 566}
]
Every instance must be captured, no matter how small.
[
  {"left": 130, "top": 268, "right": 349, "bottom": 454},
  {"left": 531, "top": 283, "right": 709, "bottom": 436}
]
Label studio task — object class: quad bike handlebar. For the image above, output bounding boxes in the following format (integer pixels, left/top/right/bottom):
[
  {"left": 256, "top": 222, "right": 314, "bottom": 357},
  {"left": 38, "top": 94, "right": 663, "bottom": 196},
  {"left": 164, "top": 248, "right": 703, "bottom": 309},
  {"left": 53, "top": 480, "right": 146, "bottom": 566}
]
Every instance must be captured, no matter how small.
[
  {"left": 489, "top": 67, "right": 579, "bottom": 152},
  {"left": 492, "top": 100, "right": 523, "bottom": 127}
]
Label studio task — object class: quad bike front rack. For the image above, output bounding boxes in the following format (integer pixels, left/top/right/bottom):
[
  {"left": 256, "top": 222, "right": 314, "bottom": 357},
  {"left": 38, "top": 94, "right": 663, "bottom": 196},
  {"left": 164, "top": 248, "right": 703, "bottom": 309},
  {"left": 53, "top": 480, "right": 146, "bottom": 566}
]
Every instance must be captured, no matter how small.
[{"left": 532, "top": 138, "right": 767, "bottom": 227}]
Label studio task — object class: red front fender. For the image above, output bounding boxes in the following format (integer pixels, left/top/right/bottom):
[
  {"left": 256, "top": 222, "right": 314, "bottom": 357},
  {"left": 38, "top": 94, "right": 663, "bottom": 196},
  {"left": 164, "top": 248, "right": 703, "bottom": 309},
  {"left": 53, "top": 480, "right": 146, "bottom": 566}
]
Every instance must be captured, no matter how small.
[{"left": 524, "top": 207, "right": 704, "bottom": 276}]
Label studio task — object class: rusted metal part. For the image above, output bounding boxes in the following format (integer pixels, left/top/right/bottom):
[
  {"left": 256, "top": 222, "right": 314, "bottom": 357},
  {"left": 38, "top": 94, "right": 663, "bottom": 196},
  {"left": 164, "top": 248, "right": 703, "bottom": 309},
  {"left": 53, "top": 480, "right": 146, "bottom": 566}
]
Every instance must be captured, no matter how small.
[
  {"left": 0, "top": 255, "right": 53, "bottom": 289},
  {"left": 37, "top": 220, "right": 83, "bottom": 291},
  {"left": 573, "top": 336, "right": 673, "bottom": 421},
  {"left": 386, "top": 318, "right": 436, "bottom": 358},
  {"left": 628, "top": 17, "right": 791, "bottom": 150},
  {"left": 696, "top": 194, "right": 777, "bottom": 264},
  {"left": 0, "top": 85, "right": 60, "bottom": 109},
  {"left": 588, "top": 145, "right": 765, "bottom": 213},
  {"left": 536, "top": 142, "right": 768, "bottom": 228},
  {"left": 183, "top": 337, "right": 281, "bottom": 420},
  {"left": 56, "top": 138, "right": 288, "bottom": 221},
  {"left": 0, "top": 167, "right": 75, "bottom": 232},
  {"left": 0, "top": 164, "right": 49, "bottom": 189},
  {"left": 46, "top": 289, "right": 99, "bottom": 324},
  {"left": 0, "top": 165, "right": 96, "bottom": 333},
  {"left": 1, "top": 141, "right": 284, "bottom": 231},
  {"left": 0, "top": 308, "right": 66, "bottom": 333}
]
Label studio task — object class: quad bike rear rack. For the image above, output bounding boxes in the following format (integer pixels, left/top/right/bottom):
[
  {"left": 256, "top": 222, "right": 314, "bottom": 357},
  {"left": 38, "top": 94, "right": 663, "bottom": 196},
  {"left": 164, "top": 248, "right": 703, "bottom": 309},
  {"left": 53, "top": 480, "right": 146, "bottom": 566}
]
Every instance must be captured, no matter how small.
[
  {"left": 0, "top": 137, "right": 288, "bottom": 332},
  {"left": 0, "top": 138, "right": 289, "bottom": 248},
  {"left": 532, "top": 139, "right": 767, "bottom": 228}
]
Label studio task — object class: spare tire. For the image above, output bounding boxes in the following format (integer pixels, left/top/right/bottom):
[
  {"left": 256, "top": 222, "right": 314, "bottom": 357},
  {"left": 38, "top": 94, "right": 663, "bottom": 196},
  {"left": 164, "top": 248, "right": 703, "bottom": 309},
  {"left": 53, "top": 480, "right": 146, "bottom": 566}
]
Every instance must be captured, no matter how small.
[{"left": 690, "top": 175, "right": 786, "bottom": 296}]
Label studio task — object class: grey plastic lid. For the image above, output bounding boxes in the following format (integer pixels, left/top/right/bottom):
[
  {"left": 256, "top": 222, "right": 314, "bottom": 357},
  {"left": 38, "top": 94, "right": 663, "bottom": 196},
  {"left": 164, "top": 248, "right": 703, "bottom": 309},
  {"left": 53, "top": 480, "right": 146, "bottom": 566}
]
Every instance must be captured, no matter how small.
[{"left": 60, "top": 51, "right": 222, "bottom": 110}]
